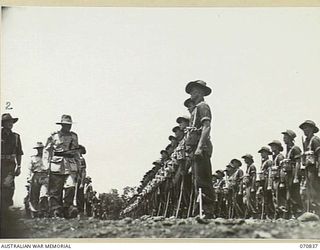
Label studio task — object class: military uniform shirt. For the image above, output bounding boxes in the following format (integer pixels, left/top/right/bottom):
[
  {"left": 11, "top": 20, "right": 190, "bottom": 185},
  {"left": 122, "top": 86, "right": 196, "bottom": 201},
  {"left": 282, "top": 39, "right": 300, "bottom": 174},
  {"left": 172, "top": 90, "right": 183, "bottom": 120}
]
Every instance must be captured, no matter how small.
[
  {"left": 273, "top": 153, "right": 285, "bottom": 166},
  {"left": 304, "top": 135, "right": 320, "bottom": 157},
  {"left": 189, "top": 101, "right": 211, "bottom": 128},
  {"left": 286, "top": 145, "right": 302, "bottom": 163},
  {"left": 1, "top": 128, "right": 23, "bottom": 156},
  {"left": 29, "top": 155, "right": 48, "bottom": 173}
]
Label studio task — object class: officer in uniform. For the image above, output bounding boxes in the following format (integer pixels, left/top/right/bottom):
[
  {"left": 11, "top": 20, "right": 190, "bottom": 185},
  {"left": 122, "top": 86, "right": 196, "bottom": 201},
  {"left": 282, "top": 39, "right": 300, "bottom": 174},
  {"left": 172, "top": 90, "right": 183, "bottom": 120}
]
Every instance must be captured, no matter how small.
[
  {"left": 1, "top": 113, "right": 23, "bottom": 211},
  {"left": 27, "top": 142, "right": 49, "bottom": 217},
  {"left": 268, "top": 140, "right": 286, "bottom": 217},
  {"left": 281, "top": 129, "right": 303, "bottom": 217},
  {"left": 185, "top": 80, "right": 214, "bottom": 218},
  {"left": 44, "top": 114, "right": 80, "bottom": 218},
  {"left": 241, "top": 154, "right": 257, "bottom": 218},
  {"left": 299, "top": 120, "right": 320, "bottom": 214}
]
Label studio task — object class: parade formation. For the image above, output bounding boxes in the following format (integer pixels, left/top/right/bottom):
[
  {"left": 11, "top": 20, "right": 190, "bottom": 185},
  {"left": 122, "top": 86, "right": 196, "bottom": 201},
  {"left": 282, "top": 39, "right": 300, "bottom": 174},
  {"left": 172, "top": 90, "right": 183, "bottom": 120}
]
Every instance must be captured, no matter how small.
[
  {"left": 121, "top": 80, "right": 320, "bottom": 221},
  {"left": 1, "top": 80, "right": 320, "bottom": 223}
]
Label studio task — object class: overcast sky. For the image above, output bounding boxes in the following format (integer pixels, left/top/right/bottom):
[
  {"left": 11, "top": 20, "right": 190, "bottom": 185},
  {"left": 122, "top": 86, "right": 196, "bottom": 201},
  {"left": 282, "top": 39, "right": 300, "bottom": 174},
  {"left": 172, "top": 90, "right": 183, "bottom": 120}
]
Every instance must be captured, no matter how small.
[{"left": 1, "top": 7, "right": 320, "bottom": 206}]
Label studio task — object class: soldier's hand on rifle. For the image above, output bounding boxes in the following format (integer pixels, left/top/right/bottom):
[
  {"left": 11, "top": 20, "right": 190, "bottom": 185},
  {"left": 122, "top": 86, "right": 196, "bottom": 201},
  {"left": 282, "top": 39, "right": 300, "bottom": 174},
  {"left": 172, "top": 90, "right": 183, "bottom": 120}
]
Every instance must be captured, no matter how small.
[
  {"left": 15, "top": 166, "right": 21, "bottom": 176},
  {"left": 79, "top": 183, "right": 84, "bottom": 189}
]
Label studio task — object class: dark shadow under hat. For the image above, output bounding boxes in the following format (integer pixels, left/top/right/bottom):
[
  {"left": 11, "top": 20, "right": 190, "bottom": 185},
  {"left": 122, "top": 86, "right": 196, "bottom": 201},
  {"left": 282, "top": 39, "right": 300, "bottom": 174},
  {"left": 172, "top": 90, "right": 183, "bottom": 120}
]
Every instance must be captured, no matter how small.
[
  {"left": 185, "top": 80, "right": 212, "bottom": 96},
  {"left": 299, "top": 120, "right": 319, "bottom": 133}
]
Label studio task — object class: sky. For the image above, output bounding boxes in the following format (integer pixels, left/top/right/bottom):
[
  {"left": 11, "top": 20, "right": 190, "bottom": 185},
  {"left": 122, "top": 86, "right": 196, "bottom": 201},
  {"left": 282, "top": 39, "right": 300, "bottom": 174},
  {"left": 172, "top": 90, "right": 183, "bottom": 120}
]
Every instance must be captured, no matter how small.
[{"left": 1, "top": 7, "right": 320, "bottom": 206}]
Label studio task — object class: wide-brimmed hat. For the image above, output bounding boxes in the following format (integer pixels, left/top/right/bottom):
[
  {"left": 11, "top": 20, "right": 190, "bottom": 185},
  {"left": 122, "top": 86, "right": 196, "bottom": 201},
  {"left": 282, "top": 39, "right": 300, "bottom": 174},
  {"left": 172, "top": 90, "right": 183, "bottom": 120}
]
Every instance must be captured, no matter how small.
[
  {"left": 152, "top": 160, "right": 162, "bottom": 165},
  {"left": 268, "top": 140, "right": 284, "bottom": 152},
  {"left": 56, "top": 114, "right": 73, "bottom": 125},
  {"left": 216, "top": 169, "right": 225, "bottom": 177},
  {"left": 241, "top": 154, "right": 253, "bottom": 161},
  {"left": 79, "top": 144, "right": 86, "bottom": 154},
  {"left": 281, "top": 129, "right": 297, "bottom": 140},
  {"left": 160, "top": 150, "right": 169, "bottom": 156},
  {"left": 230, "top": 158, "right": 242, "bottom": 167},
  {"left": 176, "top": 116, "right": 190, "bottom": 124},
  {"left": 185, "top": 80, "right": 212, "bottom": 96},
  {"left": 168, "top": 135, "right": 177, "bottom": 141},
  {"left": 258, "top": 146, "right": 272, "bottom": 155},
  {"left": 2, "top": 113, "right": 18, "bottom": 124},
  {"left": 33, "top": 142, "right": 44, "bottom": 149},
  {"left": 299, "top": 120, "right": 319, "bottom": 133},
  {"left": 85, "top": 176, "right": 92, "bottom": 182},
  {"left": 172, "top": 126, "right": 182, "bottom": 133},
  {"left": 226, "top": 163, "right": 235, "bottom": 169},
  {"left": 184, "top": 98, "right": 195, "bottom": 108}
]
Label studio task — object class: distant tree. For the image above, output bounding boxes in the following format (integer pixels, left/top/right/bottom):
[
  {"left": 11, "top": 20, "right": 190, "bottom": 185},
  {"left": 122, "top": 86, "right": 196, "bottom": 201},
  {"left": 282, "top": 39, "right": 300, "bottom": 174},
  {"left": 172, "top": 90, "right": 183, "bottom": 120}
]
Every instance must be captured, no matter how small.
[{"left": 99, "top": 189, "right": 124, "bottom": 220}]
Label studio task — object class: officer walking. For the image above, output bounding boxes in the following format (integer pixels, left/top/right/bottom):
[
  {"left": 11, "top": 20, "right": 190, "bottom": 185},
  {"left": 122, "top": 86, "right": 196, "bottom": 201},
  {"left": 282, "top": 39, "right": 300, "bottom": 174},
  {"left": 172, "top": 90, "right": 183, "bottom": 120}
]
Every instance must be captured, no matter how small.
[
  {"left": 44, "top": 114, "right": 80, "bottom": 218},
  {"left": 27, "top": 142, "right": 49, "bottom": 217}
]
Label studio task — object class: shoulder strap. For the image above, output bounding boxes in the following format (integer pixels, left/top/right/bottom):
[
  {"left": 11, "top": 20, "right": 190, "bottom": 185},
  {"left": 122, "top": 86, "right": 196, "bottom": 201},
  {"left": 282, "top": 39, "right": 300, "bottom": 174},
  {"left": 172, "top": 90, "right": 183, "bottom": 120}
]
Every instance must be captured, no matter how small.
[{"left": 307, "top": 135, "right": 316, "bottom": 150}]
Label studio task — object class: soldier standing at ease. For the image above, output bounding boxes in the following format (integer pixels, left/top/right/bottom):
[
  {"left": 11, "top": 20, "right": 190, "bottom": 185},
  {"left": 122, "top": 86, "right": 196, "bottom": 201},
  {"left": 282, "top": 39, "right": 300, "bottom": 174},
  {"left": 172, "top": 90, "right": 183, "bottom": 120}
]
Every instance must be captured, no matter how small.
[
  {"left": 241, "top": 154, "right": 257, "bottom": 218},
  {"left": 76, "top": 145, "right": 87, "bottom": 217},
  {"left": 299, "top": 120, "right": 320, "bottom": 214},
  {"left": 44, "top": 114, "right": 80, "bottom": 218},
  {"left": 27, "top": 142, "right": 49, "bottom": 217},
  {"left": 268, "top": 140, "right": 286, "bottom": 217},
  {"left": 257, "top": 146, "right": 274, "bottom": 219},
  {"left": 185, "top": 80, "right": 214, "bottom": 218},
  {"left": 281, "top": 129, "right": 303, "bottom": 217},
  {"left": 84, "top": 176, "right": 93, "bottom": 216},
  {"left": 1, "top": 113, "right": 23, "bottom": 211}
]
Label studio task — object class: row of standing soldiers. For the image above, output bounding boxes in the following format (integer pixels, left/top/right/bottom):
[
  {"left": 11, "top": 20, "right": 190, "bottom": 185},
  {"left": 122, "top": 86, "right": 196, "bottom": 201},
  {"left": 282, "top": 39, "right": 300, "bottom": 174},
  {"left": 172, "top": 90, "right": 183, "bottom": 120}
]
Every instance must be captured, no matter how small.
[
  {"left": 122, "top": 80, "right": 216, "bottom": 218},
  {"left": 122, "top": 83, "right": 320, "bottom": 219},
  {"left": 1, "top": 113, "right": 96, "bottom": 219}
]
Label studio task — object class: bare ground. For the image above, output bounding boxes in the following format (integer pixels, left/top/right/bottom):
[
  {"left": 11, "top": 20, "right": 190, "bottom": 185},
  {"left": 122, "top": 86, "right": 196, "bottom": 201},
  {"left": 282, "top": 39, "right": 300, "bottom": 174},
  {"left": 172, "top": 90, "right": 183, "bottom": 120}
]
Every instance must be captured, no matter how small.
[{"left": 2, "top": 208, "right": 320, "bottom": 239}]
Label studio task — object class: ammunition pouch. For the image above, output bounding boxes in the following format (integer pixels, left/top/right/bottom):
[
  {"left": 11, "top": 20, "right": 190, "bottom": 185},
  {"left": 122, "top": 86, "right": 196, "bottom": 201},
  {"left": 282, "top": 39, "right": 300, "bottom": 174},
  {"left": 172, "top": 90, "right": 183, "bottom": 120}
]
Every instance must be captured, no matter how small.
[{"left": 185, "top": 128, "right": 201, "bottom": 147}]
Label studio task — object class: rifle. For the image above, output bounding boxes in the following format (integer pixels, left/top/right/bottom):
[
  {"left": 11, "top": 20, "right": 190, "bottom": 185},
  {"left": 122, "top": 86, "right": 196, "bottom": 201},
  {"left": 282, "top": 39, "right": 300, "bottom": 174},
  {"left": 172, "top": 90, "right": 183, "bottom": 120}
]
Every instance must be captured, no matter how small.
[
  {"left": 54, "top": 147, "right": 82, "bottom": 157},
  {"left": 175, "top": 176, "right": 185, "bottom": 218},
  {"left": 164, "top": 190, "right": 171, "bottom": 217},
  {"left": 196, "top": 188, "right": 203, "bottom": 218}
]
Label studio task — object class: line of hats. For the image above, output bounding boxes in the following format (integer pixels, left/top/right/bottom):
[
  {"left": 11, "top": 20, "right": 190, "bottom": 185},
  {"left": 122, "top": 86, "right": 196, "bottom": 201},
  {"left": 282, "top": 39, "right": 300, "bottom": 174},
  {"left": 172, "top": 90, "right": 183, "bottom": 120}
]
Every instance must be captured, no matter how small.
[{"left": 212, "top": 120, "right": 319, "bottom": 178}]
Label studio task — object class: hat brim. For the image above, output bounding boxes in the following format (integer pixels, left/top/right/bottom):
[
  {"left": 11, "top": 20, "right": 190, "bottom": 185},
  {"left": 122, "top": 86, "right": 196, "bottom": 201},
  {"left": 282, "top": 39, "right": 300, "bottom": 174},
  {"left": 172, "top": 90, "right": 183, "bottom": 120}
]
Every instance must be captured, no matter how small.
[
  {"left": 2, "top": 118, "right": 18, "bottom": 124},
  {"left": 268, "top": 143, "right": 284, "bottom": 152},
  {"left": 185, "top": 82, "right": 212, "bottom": 96},
  {"left": 299, "top": 122, "right": 319, "bottom": 133},
  {"left": 56, "top": 122, "right": 73, "bottom": 125},
  {"left": 258, "top": 149, "right": 272, "bottom": 155},
  {"left": 33, "top": 146, "right": 44, "bottom": 149},
  {"left": 177, "top": 117, "right": 189, "bottom": 124}
]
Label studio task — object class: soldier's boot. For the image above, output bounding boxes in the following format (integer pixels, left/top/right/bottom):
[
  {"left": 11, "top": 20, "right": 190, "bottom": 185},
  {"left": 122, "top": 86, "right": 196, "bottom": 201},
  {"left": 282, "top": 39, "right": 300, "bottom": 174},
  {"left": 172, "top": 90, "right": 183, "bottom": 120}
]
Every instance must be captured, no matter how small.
[
  {"left": 68, "top": 205, "right": 78, "bottom": 219},
  {"left": 53, "top": 208, "right": 64, "bottom": 218}
]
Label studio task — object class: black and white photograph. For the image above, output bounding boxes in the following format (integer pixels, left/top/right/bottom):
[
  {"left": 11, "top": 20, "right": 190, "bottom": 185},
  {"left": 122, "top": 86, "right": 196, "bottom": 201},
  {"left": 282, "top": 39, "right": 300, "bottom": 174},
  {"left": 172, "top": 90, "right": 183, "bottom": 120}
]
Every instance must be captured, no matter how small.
[{"left": 1, "top": 3, "right": 320, "bottom": 240}]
